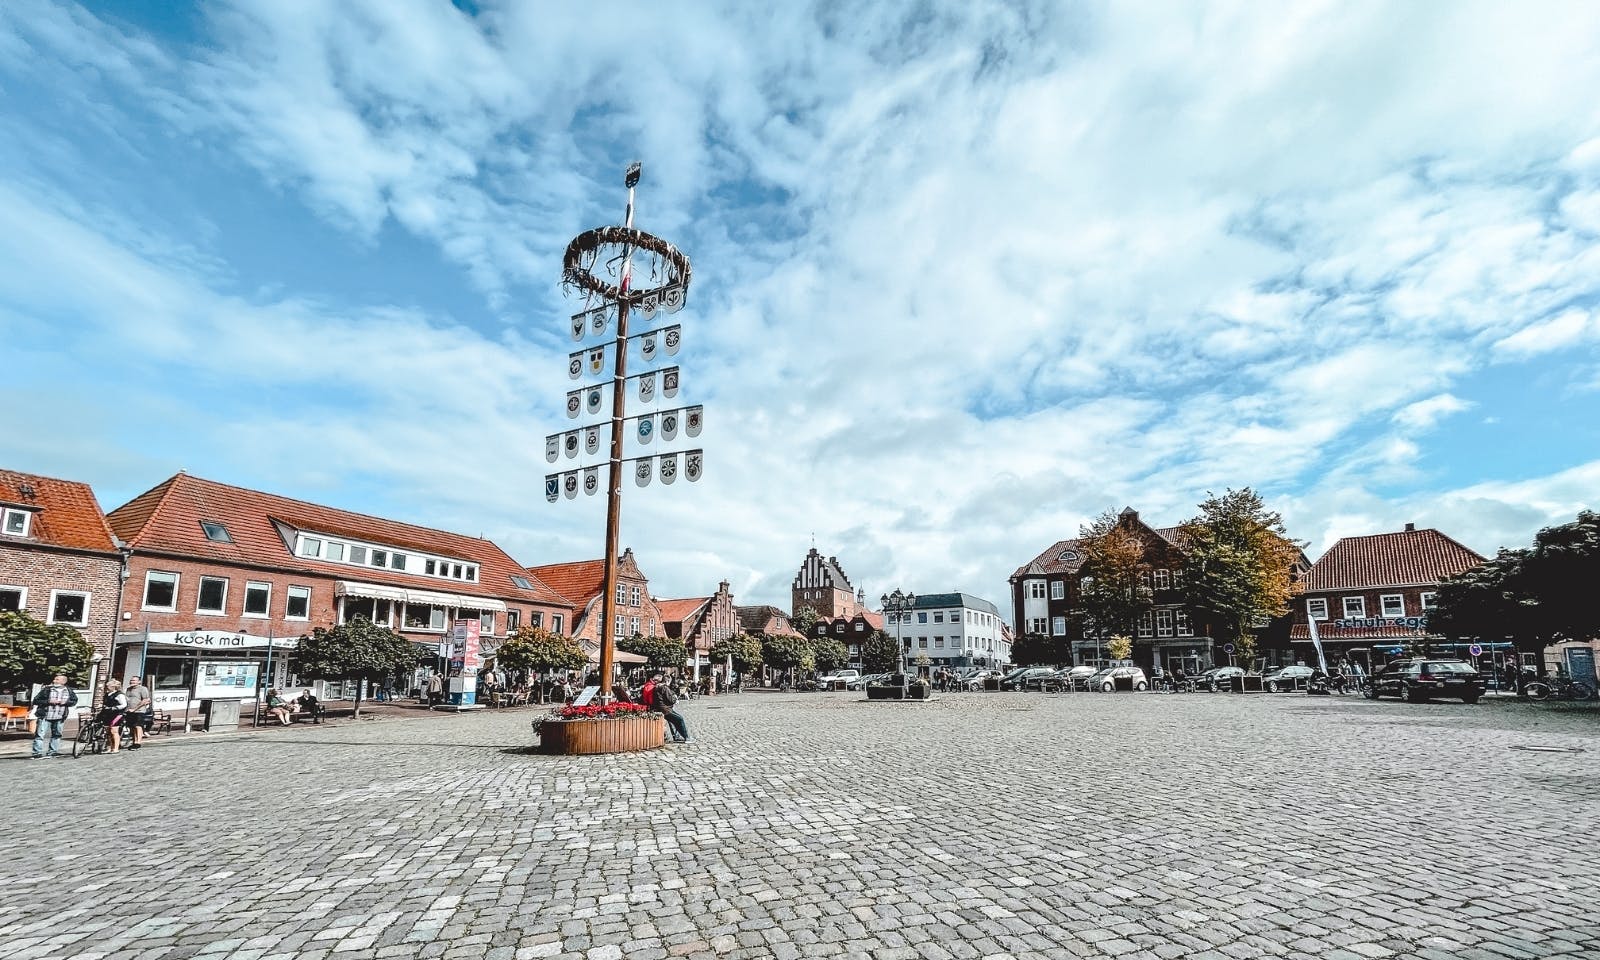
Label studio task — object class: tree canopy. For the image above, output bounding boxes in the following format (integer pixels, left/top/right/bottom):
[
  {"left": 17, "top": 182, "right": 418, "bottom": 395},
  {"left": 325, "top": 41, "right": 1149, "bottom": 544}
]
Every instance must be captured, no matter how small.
[
  {"left": 810, "top": 636, "right": 849, "bottom": 672},
  {"left": 495, "top": 627, "right": 588, "bottom": 675},
  {"left": 1179, "top": 488, "right": 1301, "bottom": 663},
  {"left": 1009, "top": 632, "right": 1068, "bottom": 667},
  {"left": 0, "top": 611, "right": 94, "bottom": 688},
  {"left": 618, "top": 633, "right": 689, "bottom": 669},
  {"left": 1077, "top": 511, "right": 1154, "bottom": 641},
  {"left": 294, "top": 616, "right": 420, "bottom": 716},
  {"left": 710, "top": 633, "right": 764, "bottom": 675},
  {"left": 761, "top": 633, "right": 814, "bottom": 674},
  {"left": 860, "top": 630, "right": 901, "bottom": 673},
  {"left": 790, "top": 605, "right": 822, "bottom": 637}
]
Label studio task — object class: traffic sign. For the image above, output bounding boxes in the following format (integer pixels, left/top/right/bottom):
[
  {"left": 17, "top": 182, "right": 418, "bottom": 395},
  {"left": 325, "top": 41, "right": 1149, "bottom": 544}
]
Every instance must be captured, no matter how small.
[
  {"left": 1223, "top": 643, "right": 1235, "bottom": 654},
  {"left": 1468, "top": 643, "right": 1483, "bottom": 657}
]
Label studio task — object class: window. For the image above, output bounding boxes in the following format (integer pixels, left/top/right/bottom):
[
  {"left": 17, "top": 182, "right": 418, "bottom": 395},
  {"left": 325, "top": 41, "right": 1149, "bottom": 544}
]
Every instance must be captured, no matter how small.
[
  {"left": 934, "top": 612, "right": 944, "bottom": 623},
  {"left": 370, "top": 550, "right": 388, "bottom": 568},
  {"left": 479, "top": 610, "right": 495, "bottom": 634},
  {"left": 1156, "top": 609, "right": 1174, "bottom": 637},
  {"left": 917, "top": 612, "right": 928, "bottom": 624},
  {"left": 1420, "top": 592, "right": 1437, "bottom": 612},
  {"left": 1028, "top": 617, "right": 1047, "bottom": 634},
  {"left": 1380, "top": 594, "right": 1405, "bottom": 617},
  {"left": 507, "top": 610, "right": 521, "bottom": 632},
  {"left": 196, "top": 577, "right": 228, "bottom": 615},
  {"left": 143, "top": 571, "right": 178, "bottom": 611},
  {"left": 452, "top": 564, "right": 463, "bottom": 579},
  {"left": 286, "top": 586, "right": 310, "bottom": 620},
  {"left": 835, "top": 622, "right": 845, "bottom": 634},
  {"left": 1051, "top": 616, "right": 1066, "bottom": 636},
  {"left": 243, "top": 582, "right": 271, "bottom": 618},
  {"left": 390, "top": 554, "right": 407, "bottom": 572},
  {"left": 405, "top": 603, "right": 446, "bottom": 630},
  {"left": 1154, "top": 569, "right": 1171, "bottom": 591},
  {"left": 1050, "top": 581, "right": 1065, "bottom": 600},
  {"left": 298, "top": 536, "right": 321, "bottom": 557},
  {"left": 616, "top": 584, "right": 627, "bottom": 605},
  {"left": 49, "top": 590, "right": 90, "bottom": 627},
  {"left": 1307, "top": 598, "right": 1328, "bottom": 620},
  {"left": 934, "top": 637, "right": 944, "bottom": 648},
  {"left": 1170, "top": 569, "right": 1183, "bottom": 589},
  {"left": 854, "top": 622, "right": 864, "bottom": 631},
  {"left": 1139, "top": 570, "right": 1152, "bottom": 588},
  {"left": 1176, "top": 610, "right": 1192, "bottom": 636},
  {"left": 2, "top": 508, "right": 31, "bottom": 537},
  {"left": 467, "top": 566, "right": 477, "bottom": 582},
  {"left": 1342, "top": 596, "right": 1366, "bottom": 619},
  {"left": 202, "top": 521, "right": 233, "bottom": 543},
  {"left": 511, "top": 574, "right": 532, "bottom": 590},
  {"left": 629, "top": 586, "right": 641, "bottom": 606},
  {"left": 615, "top": 614, "right": 626, "bottom": 636},
  {"left": 918, "top": 638, "right": 928, "bottom": 648},
  {"left": 325, "top": 541, "right": 345, "bottom": 562},
  {"left": 349, "top": 545, "right": 367, "bottom": 564},
  {"left": 0, "top": 585, "right": 23, "bottom": 612},
  {"left": 1026, "top": 580, "right": 1046, "bottom": 600},
  {"left": 1137, "top": 612, "right": 1153, "bottom": 638},
  {"left": 551, "top": 615, "right": 563, "bottom": 634},
  {"left": 425, "top": 560, "right": 437, "bottom": 575},
  {"left": 625, "top": 616, "right": 637, "bottom": 636}
]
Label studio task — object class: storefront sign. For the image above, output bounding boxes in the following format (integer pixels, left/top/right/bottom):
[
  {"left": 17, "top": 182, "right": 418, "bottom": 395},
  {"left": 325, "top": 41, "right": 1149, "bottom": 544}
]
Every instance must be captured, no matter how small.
[
  {"left": 119, "top": 631, "right": 297, "bottom": 650},
  {"left": 194, "top": 661, "right": 260, "bottom": 699},
  {"left": 1332, "top": 616, "right": 1430, "bottom": 631}
]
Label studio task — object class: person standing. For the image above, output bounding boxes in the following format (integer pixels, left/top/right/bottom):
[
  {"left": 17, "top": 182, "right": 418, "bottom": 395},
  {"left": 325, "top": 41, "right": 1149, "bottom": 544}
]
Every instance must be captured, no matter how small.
[
  {"left": 426, "top": 671, "right": 444, "bottom": 707},
  {"left": 647, "top": 670, "right": 692, "bottom": 744},
  {"left": 124, "top": 675, "right": 153, "bottom": 749},
  {"left": 30, "top": 674, "right": 79, "bottom": 759},
  {"left": 100, "top": 679, "right": 130, "bottom": 753}
]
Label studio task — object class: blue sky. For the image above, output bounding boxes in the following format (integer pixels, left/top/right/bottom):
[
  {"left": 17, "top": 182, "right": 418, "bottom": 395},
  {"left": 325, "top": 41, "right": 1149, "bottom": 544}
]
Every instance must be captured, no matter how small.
[{"left": 3, "top": 1, "right": 1599, "bottom": 612}]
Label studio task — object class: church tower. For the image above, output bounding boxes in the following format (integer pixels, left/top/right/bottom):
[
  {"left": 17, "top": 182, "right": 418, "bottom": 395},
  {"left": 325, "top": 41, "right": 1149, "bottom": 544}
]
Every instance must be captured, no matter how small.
[{"left": 790, "top": 547, "right": 863, "bottom": 619}]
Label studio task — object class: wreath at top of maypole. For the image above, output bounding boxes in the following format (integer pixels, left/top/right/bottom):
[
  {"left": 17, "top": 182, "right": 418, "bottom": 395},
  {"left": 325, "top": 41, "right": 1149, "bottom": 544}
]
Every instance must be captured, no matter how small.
[{"left": 562, "top": 226, "right": 692, "bottom": 303}]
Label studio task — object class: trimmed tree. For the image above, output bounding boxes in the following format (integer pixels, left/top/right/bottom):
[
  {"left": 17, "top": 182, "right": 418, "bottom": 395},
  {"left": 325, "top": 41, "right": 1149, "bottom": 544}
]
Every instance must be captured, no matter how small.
[
  {"left": 710, "top": 633, "right": 764, "bottom": 676},
  {"left": 1179, "top": 488, "right": 1302, "bottom": 665},
  {"left": 0, "top": 611, "right": 94, "bottom": 688},
  {"left": 860, "top": 630, "right": 901, "bottom": 674},
  {"left": 294, "top": 617, "right": 421, "bottom": 717},
  {"left": 762, "top": 633, "right": 814, "bottom": 683},
  {"left": 1106, "top": 634, "right": 1133, "bottom": 662},
  {"left": 1010, "top": 632, "right": 1063, "bottom": 667},
  {"left": 811, "top": 636, "right": 849, "bottom": 673},
  {"left": 790, "top": 605, "right": 822, "bottom": 637},
  {"left": 618, "top": 633, "right": 690, "bottom": 670},
  {"left": 495, "top": 627, "right": 588, "bottom": 681}
]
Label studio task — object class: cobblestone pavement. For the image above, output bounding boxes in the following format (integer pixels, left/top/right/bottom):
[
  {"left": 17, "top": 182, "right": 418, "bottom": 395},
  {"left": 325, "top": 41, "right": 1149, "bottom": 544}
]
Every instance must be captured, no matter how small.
[{"left": 3, "top": 691, "right": 1597, "bottom": 960}]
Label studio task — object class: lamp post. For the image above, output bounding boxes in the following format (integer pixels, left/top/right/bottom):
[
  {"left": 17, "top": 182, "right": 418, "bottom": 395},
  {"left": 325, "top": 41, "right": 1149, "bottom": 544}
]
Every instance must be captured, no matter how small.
[{"left": 880, "top": 589, "right": 916, "bottom": 689}]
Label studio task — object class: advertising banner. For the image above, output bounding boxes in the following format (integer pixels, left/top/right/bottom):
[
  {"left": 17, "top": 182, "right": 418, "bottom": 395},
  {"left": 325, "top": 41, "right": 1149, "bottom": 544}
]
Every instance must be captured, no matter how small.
[{"left": 194, "top": 661, "right": 260, "bottom": 699}]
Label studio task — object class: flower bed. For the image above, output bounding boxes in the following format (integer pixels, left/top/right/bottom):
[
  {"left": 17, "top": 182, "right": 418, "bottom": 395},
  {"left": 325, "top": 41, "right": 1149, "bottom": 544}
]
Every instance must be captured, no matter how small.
[
  {"left": 557, "top": 702, "right": 647, "bottom": 720},
  {"left": 533, "top": 705, "right": 664, "bottom": 755}
]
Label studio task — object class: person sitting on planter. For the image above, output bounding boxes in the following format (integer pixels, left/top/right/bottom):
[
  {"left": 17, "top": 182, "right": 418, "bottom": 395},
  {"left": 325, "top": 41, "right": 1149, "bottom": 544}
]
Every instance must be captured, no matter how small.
[{"left": 646, "top": 670, "right": 692, "bottom": 743}]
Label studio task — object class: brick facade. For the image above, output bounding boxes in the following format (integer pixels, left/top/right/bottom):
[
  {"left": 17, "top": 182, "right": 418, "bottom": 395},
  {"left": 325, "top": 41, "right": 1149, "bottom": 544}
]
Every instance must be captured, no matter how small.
[
  {"left": 0, "top": 543, "right": 123, "bottom": 665},
  {"left": 791, "top": 547, "right": 865, "bottom": 620}
]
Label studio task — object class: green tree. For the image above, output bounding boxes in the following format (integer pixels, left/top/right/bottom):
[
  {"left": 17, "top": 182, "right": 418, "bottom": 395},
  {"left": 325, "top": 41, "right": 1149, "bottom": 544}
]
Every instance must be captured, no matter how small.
[
  {"left": 1077, "top": 511, "right": 1154, "bottom": 642},
  {"left": 0, "top": 611, "right": 94, "bottom": 688},
  {"left": 762, "top": 633, "right": 815, "bottom": 680},
  {"left": 710, "top": 633, "right": 764, "bottom": 675},
  {"left": 618, "top": 633, "right": 689, "bottom": 669},
  {"left": 294, "top": 617, "right": 421, "bottom": 717},
  {"left": 790, "top": 605, "right": 822, "bottom": 637},
  {"left": 1106, "top": 634, "right": 1133, "bottom": 661},
  {"left": 811, "top": 636, "right": 849, "bottom": 672},
  {"left": 860, "top": 630, "right": 902, "bottom": 673},
  {"left": 1009, "top": 632, "right": 1067, "bottom": 667},
  {"left": 495, "top": 627, "right": 588, "bottom": 681},
  {"left": 1179, "top": 488, "right": 1302, "bottom": 664}
]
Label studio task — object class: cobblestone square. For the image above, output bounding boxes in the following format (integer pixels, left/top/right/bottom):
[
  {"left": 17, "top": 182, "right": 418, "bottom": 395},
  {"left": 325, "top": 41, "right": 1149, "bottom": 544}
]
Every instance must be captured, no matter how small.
[{"left": 4, "top": 692, "right": 1597, "bottom": 960}]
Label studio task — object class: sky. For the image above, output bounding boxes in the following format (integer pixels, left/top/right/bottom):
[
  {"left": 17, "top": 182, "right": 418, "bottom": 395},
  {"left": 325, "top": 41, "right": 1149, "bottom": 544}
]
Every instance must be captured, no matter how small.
[{"left": 3, "top": 1, "right": 1599, "bottom": 616}]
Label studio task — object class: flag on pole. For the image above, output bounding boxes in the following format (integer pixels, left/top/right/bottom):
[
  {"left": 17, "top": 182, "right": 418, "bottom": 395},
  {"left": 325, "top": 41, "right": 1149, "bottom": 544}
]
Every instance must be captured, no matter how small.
[
  {"left": 638, "top": 290, "right": 659, "bottom": 319},
  {"left": 588, "top": 347, "right": 605, "bottom": 373},
  {"left": 660, "top": 411, "right": 679, "bottom": 441},
  {"left": 564, "top": 431, "right": 580, "bottom": 459},
  {"left": 563, "top": 472, "right": 579, "bottom": 499},
  {"left": 545, "top": 436, "right": 559, "bottom": 463},
  {"left": 686, "top": 405, "right": 704, "bottom": 438},
  {"left": 1306, "top": 612, "right": 1330, "bottom": 674},
  {"left": 570, "top": 314, "right": 585, "bottom": 341},
  {"left": 590, "top": 306, "right": 609, "bottom": 335},
  {"left": 685, "top": 450, "right": 703, "bottom": 482},
  {"left": 659, "top": 452, "right": 678, "bottom": 485},
  {"left": 583, "top": 466, "right": 599, "bottom": 497},
  {"left": 634, "top": 458, "right": 652, "bottom": 487},
  {"left": 584, "top": 426, "right": 600, "bottom": 456},
  {"left": 545, "top": 475, "right": 560, "bottom": 503},
  {"left": 639, "top": 371, "right": 656, "bottom": 403},
  {"left": 568, "top": 354, "right": 583, "bottom": 380},
  {"left": 641, "top": 331, "right": 658, "bottom": 362},
  {"left": 566, "top": 391, "right": 581, "bottom": 419},
  {"left": 636, "top": 414, "right": 655, "bottom": 445},
  {"left": 586, "top": 388, "right": 602, "bottom": 415},
  {"left": 662, "top": 282, "right": 686, "bottom": 313},
  {"left": 662, "top": 367, "right": 679, "bottom": 399},
  {"left": 664, "top": 325, "right": 681, "bottom": 356}
]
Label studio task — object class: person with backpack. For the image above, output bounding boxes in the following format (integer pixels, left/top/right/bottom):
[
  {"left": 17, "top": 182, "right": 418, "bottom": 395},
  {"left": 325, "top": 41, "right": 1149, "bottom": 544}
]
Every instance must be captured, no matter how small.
[
  {"left": 30, "top": 674, "right": 79, "bottom": 759},
  {"left": 645, "top": 670, "right": 692, "bottom": 744}
]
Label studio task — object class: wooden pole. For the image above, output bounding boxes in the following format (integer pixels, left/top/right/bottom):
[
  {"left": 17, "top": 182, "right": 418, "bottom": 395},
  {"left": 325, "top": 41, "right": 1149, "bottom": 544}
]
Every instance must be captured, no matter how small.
[{"left": 596, "top": 166, "right": 638, "bottom": 702}]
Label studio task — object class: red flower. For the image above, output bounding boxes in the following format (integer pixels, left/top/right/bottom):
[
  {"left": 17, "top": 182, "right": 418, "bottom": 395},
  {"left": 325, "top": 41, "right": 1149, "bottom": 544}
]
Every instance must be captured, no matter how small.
[{"left": 556, "top": 701, "right": 647, "bottom": 720}]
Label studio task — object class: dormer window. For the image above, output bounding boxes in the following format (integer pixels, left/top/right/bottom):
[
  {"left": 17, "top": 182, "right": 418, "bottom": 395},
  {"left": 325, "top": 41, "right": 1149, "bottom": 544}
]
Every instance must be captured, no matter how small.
[
  {"left": 201, "top": 521, "right": 233, "bottom": 543},
  {"left": 2, "top": 508, "right": 31, "bottom": 537},
  {"left": 511, "top": 575, "right": 532, "bottom": 590}
]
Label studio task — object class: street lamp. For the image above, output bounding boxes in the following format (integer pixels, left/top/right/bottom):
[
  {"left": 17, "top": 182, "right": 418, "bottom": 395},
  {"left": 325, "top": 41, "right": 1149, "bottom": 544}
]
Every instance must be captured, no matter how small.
[{"left": 880, "top": 589, "right": 916, "bottom": 688}]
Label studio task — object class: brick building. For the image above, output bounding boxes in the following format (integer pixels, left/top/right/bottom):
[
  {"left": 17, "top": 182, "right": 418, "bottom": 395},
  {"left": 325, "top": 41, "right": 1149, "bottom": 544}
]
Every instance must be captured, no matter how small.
[
  {"left": 1290, "top": 523, "right": 1486, "bottom": 671},
  {"left": 735, "top": 605, "right": 802, "bottom": 639},
  {"left": 0, "top": 469, "right": 125, "bottom": 680},
  {"left": 527, "top": 548, "right": 665, "bottom": 661},
  {"left": 658, "top": 580, "right": 739, "bottom": 677},
  {"left": 809, "top": 609, "right": 886, "bottom": 669},
  {"left": 105, "top": 472, "right": 572, "bottom": 700},
  {"left": 791, "top": 547, "right": 867, "bottom": 620}
]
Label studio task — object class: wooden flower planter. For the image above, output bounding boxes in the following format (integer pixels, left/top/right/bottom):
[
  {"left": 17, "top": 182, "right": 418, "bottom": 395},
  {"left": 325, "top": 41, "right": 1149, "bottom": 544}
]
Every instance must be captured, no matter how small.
[{"left": 538, "top": 714, "right": 665, "bottom": 755}]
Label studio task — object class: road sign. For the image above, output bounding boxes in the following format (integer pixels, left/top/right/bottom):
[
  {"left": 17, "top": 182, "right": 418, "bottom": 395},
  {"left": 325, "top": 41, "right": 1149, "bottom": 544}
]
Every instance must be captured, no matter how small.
[
  {"left": 1223, "top": 643, "right": 1235, "bottom": 654},
  {"left": 1468, "top": 643, "right": 1483, "bottom": 657}
]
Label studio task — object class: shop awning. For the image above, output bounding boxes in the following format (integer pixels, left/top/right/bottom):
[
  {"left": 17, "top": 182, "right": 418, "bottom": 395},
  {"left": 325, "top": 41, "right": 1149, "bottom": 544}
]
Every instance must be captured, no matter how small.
[
  {"left": 336, "top": 581, "right": 407, "bottom": 602},
  {"left": 402, "top": 588, "right": 507, "bottom": 613}
]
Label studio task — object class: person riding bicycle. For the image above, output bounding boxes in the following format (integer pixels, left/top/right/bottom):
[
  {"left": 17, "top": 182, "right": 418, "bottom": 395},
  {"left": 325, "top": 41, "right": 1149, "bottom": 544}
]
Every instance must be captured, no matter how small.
[{"left": 98, "top": 679, "right": 130, "bottom": 753}]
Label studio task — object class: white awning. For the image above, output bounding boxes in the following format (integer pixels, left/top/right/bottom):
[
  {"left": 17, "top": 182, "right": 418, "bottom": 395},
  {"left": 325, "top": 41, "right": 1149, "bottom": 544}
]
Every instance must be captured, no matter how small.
[
  {"left": 403, "top": 588, "right": 507, "bottom": 613},
  {"left": 336, "top": 581, "right": 407, "bottom": 602}
]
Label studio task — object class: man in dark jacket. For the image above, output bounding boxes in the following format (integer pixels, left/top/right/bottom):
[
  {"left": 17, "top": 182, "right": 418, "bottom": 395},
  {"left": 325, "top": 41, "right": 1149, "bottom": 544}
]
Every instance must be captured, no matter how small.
[
  {"left": 648, "top": 671, "right": 692, "bottom": 744},
  {"left": 31, "top": 674, "right": 78, "bottom": 759}
]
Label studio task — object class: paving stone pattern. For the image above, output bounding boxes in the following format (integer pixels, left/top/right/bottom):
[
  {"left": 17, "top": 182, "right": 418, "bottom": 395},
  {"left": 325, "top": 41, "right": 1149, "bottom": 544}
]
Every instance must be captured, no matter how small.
[{"left": 3, "top": 692, "right": 1597, "bottom": 960}]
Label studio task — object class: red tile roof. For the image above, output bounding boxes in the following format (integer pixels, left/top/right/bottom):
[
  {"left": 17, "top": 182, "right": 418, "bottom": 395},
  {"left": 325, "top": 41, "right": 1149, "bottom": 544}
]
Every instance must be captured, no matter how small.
[
  {"left": 0, "top": 469, "right": 118, "bottom": 553},
  {"left": 106, "top": 473, "right": 567, "bottom": 606},
  {"left": 1303, "top": 528, "right": 1485, "bottom": 591},
  {"left": 525, "top": 560, "right": 607, "bottom": 607},
  {"left": 656, "top": 597, "right": 708, "bottom": 626}
]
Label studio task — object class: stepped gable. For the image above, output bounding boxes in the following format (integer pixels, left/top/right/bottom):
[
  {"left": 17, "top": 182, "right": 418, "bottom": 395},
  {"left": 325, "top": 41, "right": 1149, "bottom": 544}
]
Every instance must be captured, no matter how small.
[
  {"left": 1, "top": 469, "right": 118, "bottom": 553},
  {"left": 1304, "top": 528, "right": 1486, "bottom": 591},
  {"left": 105, "top": 472, "right": 565, "bottom": 605}
]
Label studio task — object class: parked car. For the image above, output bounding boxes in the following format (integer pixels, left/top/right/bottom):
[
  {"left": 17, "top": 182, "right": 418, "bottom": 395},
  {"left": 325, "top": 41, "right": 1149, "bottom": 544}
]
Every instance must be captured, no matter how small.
[
  {"left": 1043, "top": 665, "right": 1098, "bottom": 692},
  {"left": 1092, "top": 666, "right": 1149, "bottom": 692},
  {"left": 817, "top": 669, "right": 861, "bottom": 691},
  {"left": 856, "top": 673, "right": 892, "bottom": 689},
  {"left": 1368, "top": 658, "right": 1484, "bottom": 703},
  {"left": 1192, "top": 666, "right": 1245, "bottom": 691},
  {"left": 958, "top": 669, "right": 999, "bottom": 690},
  {"left": 1262, "top": 664, "right": 1316, "bottom": 693},
  {"left": 1000, "top": 667, "right": 1056, "bottom": 691}
]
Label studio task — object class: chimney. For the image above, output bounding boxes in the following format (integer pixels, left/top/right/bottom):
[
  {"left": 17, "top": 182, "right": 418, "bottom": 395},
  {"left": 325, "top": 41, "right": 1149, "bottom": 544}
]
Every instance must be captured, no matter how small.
[{"left": 1404, "top": 523, "right": 1415, "bottom": 532}]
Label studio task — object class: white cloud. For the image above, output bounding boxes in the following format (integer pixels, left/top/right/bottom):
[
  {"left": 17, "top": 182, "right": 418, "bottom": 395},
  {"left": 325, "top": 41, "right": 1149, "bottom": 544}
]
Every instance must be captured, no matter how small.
[
  {"left": 1492, "top": 307, "right": 1597, "bottom": 357},
  {"left": 1393, "top": 394, "right": 1472, "bottom": 432}
]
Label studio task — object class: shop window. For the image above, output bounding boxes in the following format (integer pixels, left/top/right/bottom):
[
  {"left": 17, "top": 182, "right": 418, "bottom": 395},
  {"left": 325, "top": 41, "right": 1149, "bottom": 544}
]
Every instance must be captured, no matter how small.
[
  {"left": 147, "top": 656, "right": 193, "bottom": 693},
  {"left": 480, "top": 610, "right": 495, "bottom": 634},
  {"left": 405, "top": 604, "right": 446, "bottom": 631},
  {"left": 286, "top": 586, "right": 310, "bottom": 620},
  {"left": 341, "top": 596, "right": 392, "bottom": 626},
  {"left": 143, "top": 571, "right": 178, "bottom": 611},
  {"left": 244, "top": 582, "right": 271, "bottom": 617},
  {"left": 0, "top": 585, "right": 26, "bottom": 612},
  {"left": 49, "top": 590, "right": 90, "bottom": 627},
  {"left": 196, "top": 577, "right": 228, "bottom": 615}
]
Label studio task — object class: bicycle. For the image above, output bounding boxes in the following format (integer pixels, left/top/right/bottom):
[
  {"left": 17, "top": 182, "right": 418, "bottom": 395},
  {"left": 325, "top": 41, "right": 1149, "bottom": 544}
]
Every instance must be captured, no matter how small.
[
  {"left": 72, "top": 715, "right": 112, "bottom": 757},
  {"left": 1524, "top": 677, "right": 1596, "bottom": 702}
]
